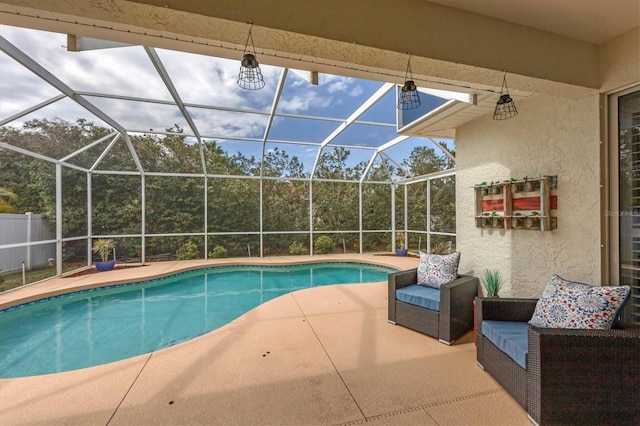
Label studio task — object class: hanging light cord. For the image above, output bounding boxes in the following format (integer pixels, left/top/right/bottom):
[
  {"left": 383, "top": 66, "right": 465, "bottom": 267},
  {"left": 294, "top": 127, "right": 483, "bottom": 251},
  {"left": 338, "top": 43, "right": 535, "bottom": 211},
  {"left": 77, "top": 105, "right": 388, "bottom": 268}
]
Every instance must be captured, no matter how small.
[
  {"left": 404, "top": 53, "right": 413, "bottom": 81},
  {"left": 243, "top": 24, "right": 255, "bottom": 56},
  {"left": 501, "top": 72, "right": 509, "bottom": 94}
]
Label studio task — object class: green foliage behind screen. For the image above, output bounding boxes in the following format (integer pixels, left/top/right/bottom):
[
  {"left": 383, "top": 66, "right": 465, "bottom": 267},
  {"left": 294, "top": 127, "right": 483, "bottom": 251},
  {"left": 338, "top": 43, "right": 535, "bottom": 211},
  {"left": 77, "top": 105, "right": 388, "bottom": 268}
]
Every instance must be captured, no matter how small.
[{"left": 0, "top": 119, "right": 455, "bottom": 260}]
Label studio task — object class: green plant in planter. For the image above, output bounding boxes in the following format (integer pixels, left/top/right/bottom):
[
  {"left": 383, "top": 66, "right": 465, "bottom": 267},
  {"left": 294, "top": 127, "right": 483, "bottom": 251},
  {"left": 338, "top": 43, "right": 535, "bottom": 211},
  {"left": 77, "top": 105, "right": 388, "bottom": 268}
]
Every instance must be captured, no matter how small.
[
  {"left": 492, "top": 181, "right": 503, "bottom": 195},
  {"left": 479, "top": 181, "right": 490, "bottom": 195},
  {"left": 481, "top": 269, "right": 502, "bottom": 297},
  {"left": 92, "top": 239, "right": 114, "bottom": 262},
  {"left": 394, "top": 232, "right": 409, "bottom": 255}
]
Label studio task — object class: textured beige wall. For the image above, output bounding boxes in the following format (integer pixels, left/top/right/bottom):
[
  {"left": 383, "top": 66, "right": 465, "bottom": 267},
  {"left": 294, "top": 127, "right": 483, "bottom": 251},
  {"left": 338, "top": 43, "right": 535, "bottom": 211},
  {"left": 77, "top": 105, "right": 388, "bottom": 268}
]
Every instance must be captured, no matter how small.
[
  {"left": 0, "top": 0, "right": 599, "bottom": 98},
  {"left": 126, "top": 0, "right": 599, "bottom": 87},
  {"left": 599, "top": 27, "right": 640, "bottom": 93},
  {"left": 456, "top": 93, "right": 601, "bottom": 297}
]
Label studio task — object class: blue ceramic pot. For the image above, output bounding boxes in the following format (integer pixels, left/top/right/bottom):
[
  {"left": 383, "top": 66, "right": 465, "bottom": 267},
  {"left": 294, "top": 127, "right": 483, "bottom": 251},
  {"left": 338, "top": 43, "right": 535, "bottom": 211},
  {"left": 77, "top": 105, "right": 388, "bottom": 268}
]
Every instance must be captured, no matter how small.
[
  {"left": 395, "top": 248, "right": 409, "bottom": 256},
  {"left": 95, "top": 259, "right": 116, "bottom": 272}
]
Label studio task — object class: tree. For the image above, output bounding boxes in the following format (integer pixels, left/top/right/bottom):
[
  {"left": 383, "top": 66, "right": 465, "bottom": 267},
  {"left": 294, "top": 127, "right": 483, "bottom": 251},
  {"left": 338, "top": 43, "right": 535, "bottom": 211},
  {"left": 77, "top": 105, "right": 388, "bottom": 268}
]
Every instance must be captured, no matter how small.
[
  {"left": 0, "top": 119, "right": 456, "bottom": 259},
  {"left": 0, "top": 187, "right": 18, "bottom": 213}
]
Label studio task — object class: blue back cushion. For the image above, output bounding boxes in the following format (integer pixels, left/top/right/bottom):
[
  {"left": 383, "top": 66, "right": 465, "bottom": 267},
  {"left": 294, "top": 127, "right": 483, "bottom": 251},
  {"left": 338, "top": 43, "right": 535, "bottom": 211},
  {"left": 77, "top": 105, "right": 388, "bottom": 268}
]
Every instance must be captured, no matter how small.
[
  {"left": 396, "top": 284, "right": 440, "bottom": 311},
  {"left": 482, "top": 320, "right": 529, "bottom": 369}
]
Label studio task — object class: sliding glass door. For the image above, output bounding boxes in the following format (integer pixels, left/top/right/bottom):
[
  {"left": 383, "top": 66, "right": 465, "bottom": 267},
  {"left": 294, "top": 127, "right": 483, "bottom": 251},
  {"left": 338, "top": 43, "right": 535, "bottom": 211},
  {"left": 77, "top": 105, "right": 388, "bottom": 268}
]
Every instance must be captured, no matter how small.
[{"left": 612, "top": 86, "right": 640, "bottom": 326}]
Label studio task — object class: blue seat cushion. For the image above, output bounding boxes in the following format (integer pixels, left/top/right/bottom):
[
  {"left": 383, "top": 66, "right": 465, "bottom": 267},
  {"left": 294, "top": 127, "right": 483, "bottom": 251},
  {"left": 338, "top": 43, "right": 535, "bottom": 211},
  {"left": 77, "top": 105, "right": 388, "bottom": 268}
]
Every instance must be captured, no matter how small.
[
  {"left": 396, "top": 284, "right": 440, "bottom": 311},
  {"left": 482, "top": 320, "right": 529, "bottom": 369}
]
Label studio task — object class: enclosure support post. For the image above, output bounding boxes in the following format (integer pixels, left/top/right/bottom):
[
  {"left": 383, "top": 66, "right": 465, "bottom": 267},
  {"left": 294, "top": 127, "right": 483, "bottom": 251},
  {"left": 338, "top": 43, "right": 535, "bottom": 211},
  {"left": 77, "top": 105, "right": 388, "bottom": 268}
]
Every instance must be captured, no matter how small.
[
  {"left": 25, "top": 211, "right": 32, "bottom": 271},
  {"left": 56, "top": 163, "right": 62, "bottom": 276},
  {"left": 259, "top": 178, "right": 264, "bottom": 258},
  {"left": 204, "top": 175, "right": 208, "bottom": 259},
  {"left": 391, "top": 185, "right": 396, "bottom": 252},
  {"left": 358, "top": 183, "right": 363, "bottom": 254},
  {"left": 141, "top": 174, "right": 146, "bottom": 264},
  {"left": 309, "top": 181, "right": 314, "bottom": 256},
  {"left": 87, "top": 173, "right": 92, "bottom": 266},
  {"left": 404, "top": 185, "right": 409, "bottom": 248},
  {"left": 426, "top": 179, "right": 431, "bottom": 253}
]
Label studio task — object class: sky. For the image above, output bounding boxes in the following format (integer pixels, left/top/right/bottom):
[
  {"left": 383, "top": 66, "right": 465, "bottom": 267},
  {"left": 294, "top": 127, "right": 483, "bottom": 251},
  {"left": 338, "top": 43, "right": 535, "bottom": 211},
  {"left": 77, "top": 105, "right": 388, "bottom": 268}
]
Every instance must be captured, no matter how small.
[{"left": 0, "top": 24, "right": 455, "bottom": 178}]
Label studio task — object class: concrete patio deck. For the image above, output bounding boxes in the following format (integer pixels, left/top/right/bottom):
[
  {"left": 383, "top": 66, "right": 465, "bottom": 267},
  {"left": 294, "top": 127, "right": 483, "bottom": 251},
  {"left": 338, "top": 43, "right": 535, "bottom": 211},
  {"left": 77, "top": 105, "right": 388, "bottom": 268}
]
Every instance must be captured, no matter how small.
[{"left": 0, "top": 255, "right": 529, "bottom": 425}]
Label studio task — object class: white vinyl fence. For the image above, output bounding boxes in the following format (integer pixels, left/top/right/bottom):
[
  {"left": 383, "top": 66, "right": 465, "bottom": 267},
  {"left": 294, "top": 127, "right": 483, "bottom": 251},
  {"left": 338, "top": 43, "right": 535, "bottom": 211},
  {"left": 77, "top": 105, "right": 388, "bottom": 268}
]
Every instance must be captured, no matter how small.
[{"left": 0, "top": 213, "right": 55, "bottom": 274}]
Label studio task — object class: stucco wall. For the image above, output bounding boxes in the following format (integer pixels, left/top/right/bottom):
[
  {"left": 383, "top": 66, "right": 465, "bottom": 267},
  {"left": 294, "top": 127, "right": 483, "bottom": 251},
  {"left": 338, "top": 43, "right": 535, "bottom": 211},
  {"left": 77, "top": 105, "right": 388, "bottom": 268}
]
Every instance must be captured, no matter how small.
[
  {"left": 600, "top": 27, "right": 640, "bottom": 93},
  {"left": 455, "top": 93, "right": 601, "bottom": 297}
]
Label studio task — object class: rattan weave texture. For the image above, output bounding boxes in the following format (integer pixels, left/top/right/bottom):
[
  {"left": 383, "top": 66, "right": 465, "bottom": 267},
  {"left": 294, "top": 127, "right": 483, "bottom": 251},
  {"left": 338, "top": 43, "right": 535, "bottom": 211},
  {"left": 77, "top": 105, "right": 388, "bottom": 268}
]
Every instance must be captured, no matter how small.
[
  {"left": 476, "top": 297, "right": 640, "bottom": 425},
  {"left": 388, "top": 269, "right": 478, "bottom": 344}
]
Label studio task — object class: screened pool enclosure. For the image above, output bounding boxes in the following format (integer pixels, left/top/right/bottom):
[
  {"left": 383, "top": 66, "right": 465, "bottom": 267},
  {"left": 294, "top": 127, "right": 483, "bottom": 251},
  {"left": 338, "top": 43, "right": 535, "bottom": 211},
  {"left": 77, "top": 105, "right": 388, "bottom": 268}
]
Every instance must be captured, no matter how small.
[{"left": 0, "top": 25, "right": 458, "bottom": 278}]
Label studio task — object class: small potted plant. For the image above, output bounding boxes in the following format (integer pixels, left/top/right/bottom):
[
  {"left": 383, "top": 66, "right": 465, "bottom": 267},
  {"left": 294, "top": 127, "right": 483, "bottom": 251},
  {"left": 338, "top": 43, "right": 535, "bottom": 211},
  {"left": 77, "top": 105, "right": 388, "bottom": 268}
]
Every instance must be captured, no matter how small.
[
  {"left": 512, "top": 212, "right": 524, "bottom": 228},
  {"left": 491, "top": 181, "right": 503, "bottom": 195},
  {"left": 395, "top": 232, "right": 408, "bottom": 256},
  {"left": 510, "top": 177, "right": 520, "bottom": 193},
  {"left": 481, "top": 212, "right": 492, "bottom": 227},
  {"left": 92, "top": 238, "right": 116, "bottom": 272},
  {"left": 481, "top": 269, "right": 502, "bottom": 297},
  {"left": 491, "top": 210, "right": 502, "bottom": 227},
  {"left": 526, "top": 211, "right": 541, "bottom": 229}
]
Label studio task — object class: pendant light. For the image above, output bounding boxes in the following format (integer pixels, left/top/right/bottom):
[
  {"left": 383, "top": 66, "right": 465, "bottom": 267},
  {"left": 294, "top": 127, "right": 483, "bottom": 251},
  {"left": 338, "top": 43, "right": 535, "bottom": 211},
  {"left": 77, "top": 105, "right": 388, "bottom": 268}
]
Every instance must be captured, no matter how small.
[
  {"left": 493, "top": 73, "right": 518, "bottom": 120},
  {"left": 237, "top": 23, "right": 265, "bottom": 90},
  {"left": 397, "top": 53, "right": 421, "bottom": 110}
]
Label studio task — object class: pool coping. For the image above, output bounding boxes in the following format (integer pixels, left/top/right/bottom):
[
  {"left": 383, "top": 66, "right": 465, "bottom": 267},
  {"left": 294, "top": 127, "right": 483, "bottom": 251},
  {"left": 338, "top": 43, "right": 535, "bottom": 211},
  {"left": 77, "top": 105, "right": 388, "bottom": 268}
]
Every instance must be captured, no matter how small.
[
  {"left": 0, "top": 257, "right": 410, "bottom": 379},
  {"left": 0, "top": 253, "right": 531, "bottom": 426},
  {"left": 0, "top": 254, "right": 417, "bottom": 311}
]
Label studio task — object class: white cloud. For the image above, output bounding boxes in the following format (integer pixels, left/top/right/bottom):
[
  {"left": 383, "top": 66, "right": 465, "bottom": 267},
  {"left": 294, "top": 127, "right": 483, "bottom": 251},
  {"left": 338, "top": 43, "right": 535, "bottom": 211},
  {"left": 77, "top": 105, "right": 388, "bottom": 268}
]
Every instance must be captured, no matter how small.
[
  {"left": 0, "top": 24, "right": 419, "bottom": 166},
  {"left": 327, "top": 80, "right": 349, "bottom": 94},
  {"left": 278, "top": 92, "right": 333, "bottom": 113},
  {"left": 349, "top": 86, "right": 364, "bottom": 97}
]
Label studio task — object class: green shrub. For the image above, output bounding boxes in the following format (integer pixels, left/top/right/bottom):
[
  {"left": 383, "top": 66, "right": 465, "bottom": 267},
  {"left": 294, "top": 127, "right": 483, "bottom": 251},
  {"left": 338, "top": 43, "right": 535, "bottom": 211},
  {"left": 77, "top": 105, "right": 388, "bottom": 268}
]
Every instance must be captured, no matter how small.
[
  {"left": 314, "top": 235, "right": 335, "bottom": 254},
  {"left": 176, "top": 241, "right": 200, "bottom": 260},
  {"left": 288, "top": 241, "right": 307, "bottom": 255},
  {"left": 209, "top": 245, "right": 228, "bottom": 258},
  {"left": 481, "top": 269, "right": 502, "bottom": 297},
  {"left": 0, "top": 269, "right": 4, "bottom": 284}
]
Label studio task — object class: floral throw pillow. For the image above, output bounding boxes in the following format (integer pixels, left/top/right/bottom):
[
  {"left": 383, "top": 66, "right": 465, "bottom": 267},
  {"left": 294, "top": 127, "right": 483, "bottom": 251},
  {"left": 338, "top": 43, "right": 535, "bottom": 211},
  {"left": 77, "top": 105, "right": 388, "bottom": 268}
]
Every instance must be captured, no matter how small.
[
  {"left": 529, "top": 275, "right": 630, "bottom": 329},
  {"left": 417, "top": 252, "right": 460, "bottom": 289}
]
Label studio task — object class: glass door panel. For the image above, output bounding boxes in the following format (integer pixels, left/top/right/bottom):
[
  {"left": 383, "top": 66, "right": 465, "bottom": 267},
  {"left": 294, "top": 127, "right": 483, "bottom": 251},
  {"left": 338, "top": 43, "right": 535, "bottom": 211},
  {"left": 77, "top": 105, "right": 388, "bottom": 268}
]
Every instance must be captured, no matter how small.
[{"left": 616, "top": 87, "right": 640, "bottom": 326}]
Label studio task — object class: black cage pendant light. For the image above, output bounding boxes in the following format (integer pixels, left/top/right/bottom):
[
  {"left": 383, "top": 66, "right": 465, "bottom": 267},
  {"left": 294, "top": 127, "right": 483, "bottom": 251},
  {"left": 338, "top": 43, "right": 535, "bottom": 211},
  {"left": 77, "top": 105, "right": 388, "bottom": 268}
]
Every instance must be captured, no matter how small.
[
  {"left": 397, "top": 53, "right": 421, "bottom": 110},
  {"left": 493, "top": 73, "right": 518, "bottom": 120},
  {"left": 237, "top": 24, "right": 266, "bottom": 90}
]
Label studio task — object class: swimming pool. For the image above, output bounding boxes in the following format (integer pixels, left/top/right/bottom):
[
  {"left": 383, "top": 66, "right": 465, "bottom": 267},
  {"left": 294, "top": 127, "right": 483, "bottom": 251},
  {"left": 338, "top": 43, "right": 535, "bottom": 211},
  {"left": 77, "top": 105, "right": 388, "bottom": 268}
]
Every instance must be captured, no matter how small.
[{"left": 0, "top": 262, "right": 396, "bottom": 378}]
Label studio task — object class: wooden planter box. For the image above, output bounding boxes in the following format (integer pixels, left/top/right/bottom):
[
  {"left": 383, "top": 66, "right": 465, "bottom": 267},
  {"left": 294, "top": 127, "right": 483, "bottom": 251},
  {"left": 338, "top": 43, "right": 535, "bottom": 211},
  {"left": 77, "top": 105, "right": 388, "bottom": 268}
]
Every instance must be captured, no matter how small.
[{"left": 474, "top": 176, "right": 557, "bottom": 231}]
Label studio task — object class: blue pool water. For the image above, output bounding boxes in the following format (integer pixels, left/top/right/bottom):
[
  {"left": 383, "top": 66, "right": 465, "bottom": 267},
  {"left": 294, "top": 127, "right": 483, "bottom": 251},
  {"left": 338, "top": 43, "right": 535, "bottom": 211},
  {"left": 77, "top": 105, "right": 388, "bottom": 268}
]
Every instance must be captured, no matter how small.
[{"left": 0, "top": 262, "right": 395, "bottom": 378}]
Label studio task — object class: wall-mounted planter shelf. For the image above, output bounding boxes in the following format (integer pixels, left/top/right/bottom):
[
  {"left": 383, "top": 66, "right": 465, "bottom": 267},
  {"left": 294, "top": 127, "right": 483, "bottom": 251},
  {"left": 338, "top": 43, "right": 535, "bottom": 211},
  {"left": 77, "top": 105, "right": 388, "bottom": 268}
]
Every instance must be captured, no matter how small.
[{"left": 474, "top": 176, "right": 557, "bottom": 231}]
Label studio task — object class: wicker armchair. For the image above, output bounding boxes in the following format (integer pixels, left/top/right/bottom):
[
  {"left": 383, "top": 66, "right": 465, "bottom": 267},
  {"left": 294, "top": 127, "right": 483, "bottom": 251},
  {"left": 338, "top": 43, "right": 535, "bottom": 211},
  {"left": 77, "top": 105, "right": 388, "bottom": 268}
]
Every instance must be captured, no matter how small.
[
  {"left": 388, "top": 268, "right": 478, "bottom": 344},
  {"left": 476, "top": 297, "right": 640, "bottom": 425}
]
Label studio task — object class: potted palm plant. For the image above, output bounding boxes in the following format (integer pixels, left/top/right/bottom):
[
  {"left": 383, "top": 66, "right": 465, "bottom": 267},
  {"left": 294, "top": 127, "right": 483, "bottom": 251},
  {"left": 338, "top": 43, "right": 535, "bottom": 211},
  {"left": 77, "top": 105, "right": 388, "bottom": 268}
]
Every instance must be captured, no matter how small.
[
  {"left": 395, "top": 232, "right": 408, "bottom": 256},
  {"left": 474, "top": 268, "right": 502, "bottom": 346},
  {"left": 92, "top": 238, "right": 116, "bottom": 272},
  {"left": 481, "top": 269, "right": 502, "bottom": 297}
]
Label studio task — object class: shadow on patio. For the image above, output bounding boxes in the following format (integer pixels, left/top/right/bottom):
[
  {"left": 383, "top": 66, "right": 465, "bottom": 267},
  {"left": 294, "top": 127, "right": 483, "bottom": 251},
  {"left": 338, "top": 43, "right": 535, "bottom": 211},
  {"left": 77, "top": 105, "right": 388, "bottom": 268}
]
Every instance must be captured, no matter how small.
[{"left": 0, "top": 258, "right": 529, "bottom": 425}]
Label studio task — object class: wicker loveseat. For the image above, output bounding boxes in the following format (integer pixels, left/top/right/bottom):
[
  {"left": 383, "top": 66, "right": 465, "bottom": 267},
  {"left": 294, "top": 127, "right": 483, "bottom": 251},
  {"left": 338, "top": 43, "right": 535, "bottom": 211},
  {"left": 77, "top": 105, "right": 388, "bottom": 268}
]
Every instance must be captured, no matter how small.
[
  {"left": 475, "top": 297, "right": 640, "bottom": 425},
  {"left": 388, "top": 268, "right": 478, "bottom": 344}
]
